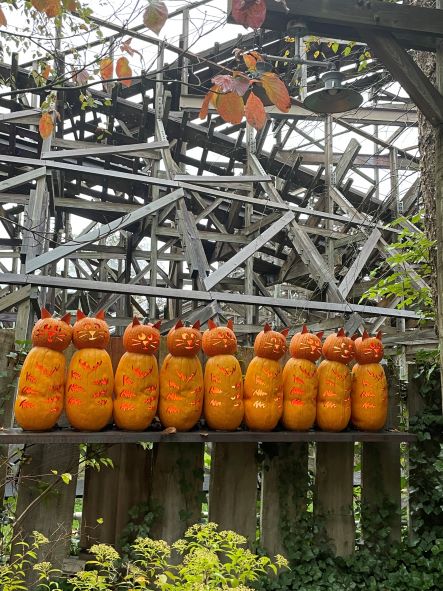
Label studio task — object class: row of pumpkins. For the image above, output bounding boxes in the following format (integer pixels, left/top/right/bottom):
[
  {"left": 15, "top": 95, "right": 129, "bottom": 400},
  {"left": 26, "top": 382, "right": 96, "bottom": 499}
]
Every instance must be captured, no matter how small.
[{"left": 14, "top": 309, "right": 388, "bottom": 433}]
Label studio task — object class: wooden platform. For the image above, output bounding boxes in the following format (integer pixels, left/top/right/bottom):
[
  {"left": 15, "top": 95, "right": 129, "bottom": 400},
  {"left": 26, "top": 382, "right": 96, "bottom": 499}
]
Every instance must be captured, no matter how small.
[{"left": 0, "top": 427, "right": 416, "bottom": 444}]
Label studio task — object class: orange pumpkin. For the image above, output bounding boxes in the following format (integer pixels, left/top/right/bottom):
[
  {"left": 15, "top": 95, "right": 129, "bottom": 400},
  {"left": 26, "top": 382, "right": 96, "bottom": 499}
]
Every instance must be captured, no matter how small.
[
  {"left": 317, "top": 329, "right": 354, "bottom": 432},
  {"left": 65, "top": 310, "right": 114, "bottom": 431},
  {"left": 15, "top": 308, "right": 72, "bottom": 431},
  {"left": 282, "top": 326, "right": 323, "bottom": 431},
  {"left": 203, "top": 319, "right": 243, "bottom": 430},
  {"left": 244, "top": 324, "right": 288, "bottom": 431},
  {"left": 351, "top": 331, "right": 388, "bottom": 431},
  {"left": 114, "top": 317, "right": 161, "bottom": 431},
  {"left": 158, "top": 320, "right": 204, "bottom": 431}
]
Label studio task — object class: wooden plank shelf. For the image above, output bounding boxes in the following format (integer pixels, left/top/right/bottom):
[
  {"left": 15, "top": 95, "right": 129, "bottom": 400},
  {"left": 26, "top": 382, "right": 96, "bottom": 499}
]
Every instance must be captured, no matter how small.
[{"left": 0, "top": 428, "right": 416, "bottom": 444}]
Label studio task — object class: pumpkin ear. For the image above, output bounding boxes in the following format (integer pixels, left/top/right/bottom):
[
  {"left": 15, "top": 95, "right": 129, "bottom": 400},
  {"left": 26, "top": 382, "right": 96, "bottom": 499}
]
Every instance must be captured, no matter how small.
[
  {"left": 192, "top": 320, "right": 201, "bottom": 330},
  {"left": 175, "top": 320, "right": 184, "bottom": 329},
  {"left": 77, "top": 309, "right": 86, "bottom": 321},
  {"left": 153, "top": 320, "right": 162, "bottom": 330},
  {"left": 316, "top": 331, "right": 324, "bottom": 340},
  {"left": 227, "top": 319, "right": 234, "bottom": 330},
  {"left": 281, "top": 328, "right": 290, "bottom": 337},
  {"left": 301, "top": 324, "right": 309, "bottom": 334},
  {"left": 208, "top": 319, "right": 217, "bottom": 330},
  {"left": 96, "top": 310, "right": 105, "bottom": 321},
  {"left": 264, "top": 323, "right": 272, "bottom": 332},
  {"left": 376, "top": 330, "right": 383, "bottom": 341},
  {"left": 132, "top": 316, "right": 141, "bottom": 327},
  {"left": 61, "top": 313, "right": 71, "bottom": 325},
  {"left": 337, "top": 328, "right": 345, "bottom": 337},
  {"left": 362, "top": 330, "right": 369, "bottom": 340},
  {"left": 41, "top": 308, "right": 51, "bottom": 319}
]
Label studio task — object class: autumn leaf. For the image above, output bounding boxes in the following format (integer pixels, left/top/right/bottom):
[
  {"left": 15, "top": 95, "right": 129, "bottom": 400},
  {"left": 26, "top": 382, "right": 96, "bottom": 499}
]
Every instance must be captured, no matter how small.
[
  {"left": 39, "top": 113, "right": 54, "bottom": 139},
  {"left": 63, "top": 0, "right": 78, "bottom": 10},
  {"left": 260, "top": 72, "right": 291, "bottom": 113},
  {"left": 212, "top": 73, "right": 250, "bottom": 96},
  {"left": 143, "top": 0, "right": 168, "bottom": 35},
  {"left": 73, "top": 68, "right": 89, "bottom": 85},
  {"left": 44, "top": 0, "right": 62, "bottom": 18},
  {"left": 242, "top": 50, "right": 262, "bottom": 71},
  {"left": 41, "top": 64, "right": 52, "bottom": 80},
  {"left": 31, "top": 0, "right": 48, "bottom": 11},
  {"left": 199, "top": 85, "right": 221, "bottom": 120},
  {"left": 120, "top": 38, "right": 142, "bottom": 59},
  {"left": 245, "top": 91, "right": 267, "bottom": 130},
  {"left": 232, "top": 74, "right": 250, "bottom": 96},
  {"left": 231, "top": 0, "right": 266, "bottom": 30},
  {"left": 99, "top": 57, "right": 113, "bottom": 81},
  {"left": 216, "top": 92, "right": 244, "bottom": 125},
  {"left": 0, "top": 7, "right": 7, "bottom": 27},
  {"left": 116, "top": 57, "right": 132, "bottom": 87}
]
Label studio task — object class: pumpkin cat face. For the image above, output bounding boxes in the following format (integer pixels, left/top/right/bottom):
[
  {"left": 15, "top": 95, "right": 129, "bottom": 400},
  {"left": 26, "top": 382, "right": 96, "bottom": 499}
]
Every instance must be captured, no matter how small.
[
  {"left": 31, "top": 308, "right": 72, "bottom": 351},
  {"left": 354, "top": 331, "right": 384, "bottom": 364},
  {"left": 72, "top": 310, "right": 110, "bottom": 350},
  {"left": 202, "top": 319, "right": 237, "bottom": 356},
  {"left": 289, "top": 325, "right": 323, "bottom": 361},
  {"left": 322, "top": 328, "right": 355, "bottom": 364},
  {"left": 167, "top": 320, "right": 202, "bottom": 357},
  {"left": 254, "top": 323, "right": 289, "bottom": 360},
  {"left": 123, "top": 317, "right": 161, "bottom": 354}
]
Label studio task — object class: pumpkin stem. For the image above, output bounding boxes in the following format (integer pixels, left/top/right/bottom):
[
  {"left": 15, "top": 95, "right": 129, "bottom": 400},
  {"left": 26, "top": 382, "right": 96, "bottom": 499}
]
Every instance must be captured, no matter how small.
[
  {"left": 263, "top": 323, "right": 272, "bottom": 332},
  {"left": 61, "top": 313, "right": 71, "bottom": 325},
  {"left": 192, "top": 320, "right": 201, "bottom": 330},
  {"left": 76, "top": 309, "right": 86, "bottom": 320},
  {"left": 337, "top": 327, "right": 345, "bottom": 337},
  {"left": 132, "top": 316, "right": 141, "bottom": 326},
  {"left": 208, "top": 319, "right": 217, "bottom": 330},
  {"left": 96, "top": 310, "right": 105, "bottom": 320},
  {"left": 41, "top": 307, "right": 52, "bottom": 319},
  {"left": 301, "top": 324, "right": 309, "bottom": 334}
]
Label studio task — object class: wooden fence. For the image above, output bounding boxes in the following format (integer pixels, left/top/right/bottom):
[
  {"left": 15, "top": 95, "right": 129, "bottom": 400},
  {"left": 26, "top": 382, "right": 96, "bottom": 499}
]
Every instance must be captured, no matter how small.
[{"left": 0, "top": 331, "right": 421, "bottom": 572}]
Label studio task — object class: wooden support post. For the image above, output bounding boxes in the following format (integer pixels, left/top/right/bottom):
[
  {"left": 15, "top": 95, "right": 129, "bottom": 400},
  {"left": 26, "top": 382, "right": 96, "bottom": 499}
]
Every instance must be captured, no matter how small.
[
  {"left": 260, "top": 443, "right": 309, "bottom": 556},
  {"left": 315, "top": 442, "right": 355, "bottom": 556},
  {"left": 208, "top": 443, "right": 258, "bottom": 544}
]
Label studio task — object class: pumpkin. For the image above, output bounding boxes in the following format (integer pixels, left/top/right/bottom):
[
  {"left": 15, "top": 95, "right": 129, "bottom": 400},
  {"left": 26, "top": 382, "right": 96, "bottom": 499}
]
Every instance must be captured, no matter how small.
[
  {"left": 203, "top": 319, "right": 243, "bottom": 430},
  {"left": 244, "top": 324, "right": 288, "bottom": 431},
  {"left": 15, "top": 308, "right": 72, "bottom": 431},
  {"left": 65, "top": 310, "right": 114, "bottom": 431},
  {"left": 158, "top": 320, "right": 204, "bottom": 431},
  {"left": 317, "top": 329, "right": 354, "bottom": 432},
  {"left": 114, "top": 317, "right": 161, "bottom": 431},
  {"left": 351, "top": 331, "right": 387, "bottom": 431},
  {"left": 282, "top": 326, "right": 323, "bottom": 431}
]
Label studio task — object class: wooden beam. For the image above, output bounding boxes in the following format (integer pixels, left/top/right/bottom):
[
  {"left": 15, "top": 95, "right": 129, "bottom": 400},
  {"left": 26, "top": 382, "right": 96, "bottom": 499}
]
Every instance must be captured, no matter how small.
[
  {"left": 335, "top": 138, "right": 361, "bottom": 186},
  {"left": 42, "top": 140, "right": 168, "bottom": 160},
  {"left": 338, "top": 229, "right": 381, "bottom": 298},
  {"left": 0, "top": 168, "right": 46, "bottom": 192}
]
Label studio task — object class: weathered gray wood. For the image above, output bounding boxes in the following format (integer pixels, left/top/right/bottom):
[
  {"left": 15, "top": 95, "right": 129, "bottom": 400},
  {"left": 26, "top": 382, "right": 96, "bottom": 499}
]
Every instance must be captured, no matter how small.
[
  {"left": 209, "top": 443, "right": 258, "bottom": 544},
  {"left": 42, "top": 140, "right": 168, "bottom": 160},
  {"left": 204, "top": 211, "right": 295, "bottom": 290},
  {"left": 177, "top": 201, "right": 211, "bottom": 283},
  {"left": 0, "top": 286, "right": 32, "bottom": 312},
  {"left": 338, "top": 229, "right": 381, "bottom": 298},
  {"left": 173, "top": 175, "right": 271, "bottom": 183},
  {"left": 0, "top": 330, "right": 16, "bottom": 509},
  {"left": 261, "top": 443, "right": 309, "bottom": 556},
  {"left": 150, "top": 443, "right": 204, "bottom": 542},
  {"left": 25, "top": 188, "right": 184, "bottom": 273},
  {"left": 315, "top": 443, "right": 355, "bottom": 556},
  {"left": 0, "top": 168, "right": 46, "bottom": 192},
  {"left": 335, "top": 138, "right": 361, "bottom": 186}
]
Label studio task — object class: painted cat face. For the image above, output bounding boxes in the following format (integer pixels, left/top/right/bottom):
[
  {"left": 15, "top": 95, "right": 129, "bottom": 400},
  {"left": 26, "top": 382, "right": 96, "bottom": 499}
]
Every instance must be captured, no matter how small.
[
  {"left": 167, "top": 320, "right": 202, "bottom": 357},
  {"left": 354, "top": 331, "right": 384, "bottom": 364},
  {"left": 202, "top": 319, "right": 237, "bottom": 356},
  {"left": 32, "top": 308, "right": 72, "bottom": 351},
  {"left": 254, "top": 323, "right": 289, "bottom": 361},
  {"left": 289, "top": 325, "right": 323, "bottom": 361},
  {"left": 72, "top": 310, "right": 110, "bottom": 350},
  {"left": 123, "top": 317, "right": 161, "bottom": 354},
  {"left": 322, "top": 328, "right": 355, "bottom": 364}
]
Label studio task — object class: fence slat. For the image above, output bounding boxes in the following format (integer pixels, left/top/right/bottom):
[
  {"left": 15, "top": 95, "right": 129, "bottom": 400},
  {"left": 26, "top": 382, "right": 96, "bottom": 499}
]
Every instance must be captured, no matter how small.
[
  {"left": 261, "top": 442, "right": 309, "bottom": 556},
  {"left": 150, "top": 442, "right": 204, "bottom": 542},
  {"left": 361, "top": 365, "right": 401, "bottom": 543},
  {"left": 315, "top": 442, "right": 355, "bottom": 556},
  {"left": 209, "top": 443, "right": 258, "bottom": 543}
]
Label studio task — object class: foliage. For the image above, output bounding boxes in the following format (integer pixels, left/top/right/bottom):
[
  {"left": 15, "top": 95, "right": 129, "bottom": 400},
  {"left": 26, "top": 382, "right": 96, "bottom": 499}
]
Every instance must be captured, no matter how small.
[{"left": 361, "top": 213, "right": 435, "bottom": 318}]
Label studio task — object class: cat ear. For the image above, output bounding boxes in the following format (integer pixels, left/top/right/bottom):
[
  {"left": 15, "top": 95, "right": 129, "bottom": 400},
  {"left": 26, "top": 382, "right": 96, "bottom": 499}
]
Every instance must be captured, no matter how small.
[
  {"left": 337, "top": 328, "right": 345, "bottom": 337},
  {"left": 96, "top": 310, "right": 105, "bottom": 321},
  {"left": 77, "top": 309, "right": 86, "bottom": 321},
  {"left": 61, "top": 313, "right": 71, "bottom": 325},
  {"left": 281, "top": 328, "right": 290, "bottom": 337},
  {"left": 226, "top": 319, "right": 234, "bottom": 330},
  {"left": 264, "top": 323, "right": 272, "bottom": 332},
  {"left": 192, "top": 320, "right": 201, "bottom": 330},
  {"left": 208, "top": 319, "right": 217, "bottom": 330},
  {"left": 316, "top": 331, "right": 324, "bottom": 340},
  {"left": 175, "top": 320, "right": 184, "bottom": 329},
  {"left": 132, "top": 316, "right": 141, "bottom": 327},
  {"left": 376, "top": 330, "right": 383, "bottom": 341},
  {"left": 41, "top": 308, "right": 51, "bottom": 319},
  {"left": 362, "top": 330, "right": 369, "bottom": 340},
  {"left": 301, "top": 324, "right": 309, "bottom": 334},
  {"left": 153, "top": 320, "right": 162, "bottom": 330}
]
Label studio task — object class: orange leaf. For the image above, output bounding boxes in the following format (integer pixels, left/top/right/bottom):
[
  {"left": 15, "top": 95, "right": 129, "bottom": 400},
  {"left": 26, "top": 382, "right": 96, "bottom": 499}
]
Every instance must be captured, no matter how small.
[
  {"left": 99, "top": 58, "right": 113, "bottom": 81},
  {"left": 199, "top": 85, "right": 221, "bottom": 120},
  {"left": 44, "top": 0, "right": 61, "bottom": 18},
  {"left": 39, "top": 113, "right": 54, "bottom": 139},
  {"left": 116, "top": 57, "right": 132, "bottom": 87},
  {"left": 245, "top": 92, "right": 267, "bottom": 130},
  {"left": 242, "top": 51, "right": 262, "bottom": 71},
  {"left": 41, "top": 64, "right": 52, "bottom": 80},
  {"left": 0, "top": 7, "right": 7, "bottom": 27},
  {"left": 260, "top": 72, "right": 291, "bottom": 113},
  {"left": 31, "top": 0, "right": 48, "bottom": 11},
  {"left": 216, "top": 92, "right": 244, "bottom": 125}
]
